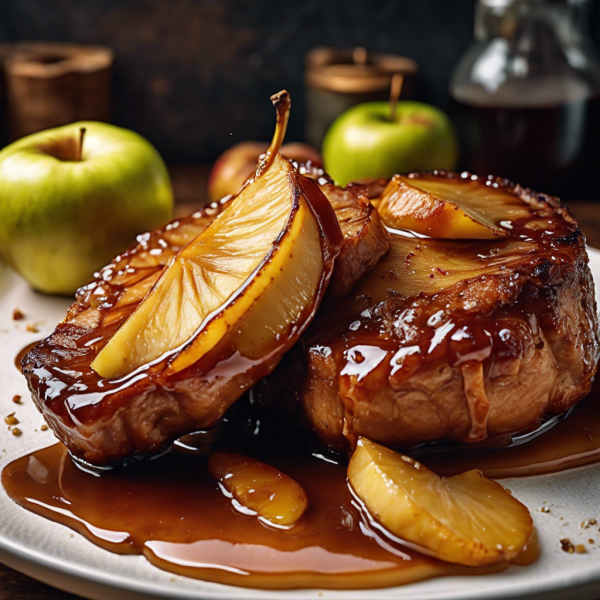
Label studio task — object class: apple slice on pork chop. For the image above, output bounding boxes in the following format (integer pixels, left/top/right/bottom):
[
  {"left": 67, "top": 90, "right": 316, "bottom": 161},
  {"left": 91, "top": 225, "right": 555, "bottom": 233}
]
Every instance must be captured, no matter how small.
[
  {"left": 283, "top": 172, "right": 599, "bottom": 451},
  {"left": 22, "top": 92, "right": 343, "bottom": 466},
  {"left": 21, "top": 93, "right": 391, "bottom": 466}
]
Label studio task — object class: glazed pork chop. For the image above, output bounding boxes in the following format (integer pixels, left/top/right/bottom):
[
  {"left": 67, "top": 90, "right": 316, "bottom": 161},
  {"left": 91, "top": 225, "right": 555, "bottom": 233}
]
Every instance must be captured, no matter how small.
[
  {"left": 294, "top": 172, "right": 599, "bottom": 451},
  {"left": 315, "top": 181, "right": 388, "bottom": 300},
  {"left": 21, "top": 164, "right": 388, "bottom": 466}
]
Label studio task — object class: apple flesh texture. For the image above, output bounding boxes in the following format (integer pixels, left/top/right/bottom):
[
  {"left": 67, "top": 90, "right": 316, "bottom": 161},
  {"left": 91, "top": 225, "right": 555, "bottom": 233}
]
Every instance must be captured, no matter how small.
[
  {"left": 322, "top": 101, "right": 458, "bottom": 187},
  {"left": 0, "top": 121, "right": 173, "bottom": 295},
  {"left": 208, "top": 140, "right": 322, "bottom": 202}
]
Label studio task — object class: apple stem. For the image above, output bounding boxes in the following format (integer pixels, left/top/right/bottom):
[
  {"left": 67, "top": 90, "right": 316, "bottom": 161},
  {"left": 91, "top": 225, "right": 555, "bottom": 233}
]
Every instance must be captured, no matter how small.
[
  {"left": 389, "top": 73, "right": 404, "bottom": 123},
  {"left": 257, "top": 90, "right": 290, "bottom": 176},
  {"left": 76, "top": 127, "right": 86, "bottom": 162}
]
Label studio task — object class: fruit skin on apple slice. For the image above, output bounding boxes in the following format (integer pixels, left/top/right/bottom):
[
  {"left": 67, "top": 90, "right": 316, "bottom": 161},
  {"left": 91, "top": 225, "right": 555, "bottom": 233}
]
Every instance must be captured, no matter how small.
[
  {"left": 91, "top": 151, "right": 341, "bottom": 380},
  {"left": 20, "top": 92, "right": 346, "bottom": 466},
  {"left": 207, "top": 140, "right": 322, "bottom": 202},
  {"left": 348, "top": 437, "right": 533, "bottom": 567},
  {"left": 375, "top": 174, "right": 515, "bottom": 239},
  {"left": 209, "top": 452, "right": 308, "bottom": 527},
  {"left": 92, "top": 90, "right": 342, "bottom": 381}
]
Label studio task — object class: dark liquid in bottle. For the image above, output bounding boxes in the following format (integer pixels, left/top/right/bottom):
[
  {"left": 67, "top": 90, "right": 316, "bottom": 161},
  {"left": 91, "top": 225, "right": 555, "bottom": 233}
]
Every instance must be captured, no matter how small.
[{"left": 450, "top": 95, "right": 600, "bottom": 199}]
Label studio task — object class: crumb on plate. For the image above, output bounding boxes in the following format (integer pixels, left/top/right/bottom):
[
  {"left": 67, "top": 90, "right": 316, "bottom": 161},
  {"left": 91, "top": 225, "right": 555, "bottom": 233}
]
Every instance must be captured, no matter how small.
[
  {"left": 4, "top": 413, "right": 19, "bottom": 426},
  {"left": 560, "top": 538, "right": 575, "bottom": 553}
]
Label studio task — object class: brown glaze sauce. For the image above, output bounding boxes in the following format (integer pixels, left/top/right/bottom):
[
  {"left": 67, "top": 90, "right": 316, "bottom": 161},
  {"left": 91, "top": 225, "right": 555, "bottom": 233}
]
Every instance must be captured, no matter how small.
[
  {"left": 6, "top": 379, "right": 600, "bottom": 589},
  {"left": 0, "top": 392, "right": 557, "bottom": 590},
  {"left": 6, "top": 174, "right": 595, "bottom": 589},
  {"left": 14, "top": 340, "right": 40, "bottom": 373},
  {"left": 419, "top": 377, "right": 600, "bottom": 477}
]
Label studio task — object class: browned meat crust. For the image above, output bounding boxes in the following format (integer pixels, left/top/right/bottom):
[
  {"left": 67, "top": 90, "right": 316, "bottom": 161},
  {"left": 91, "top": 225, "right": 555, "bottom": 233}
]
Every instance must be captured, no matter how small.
[
  {"left": 22, "top": 170, "right": 343, "bottom": 465},
  {"left": 318, "top": 182, "right": 389, "bottom": 300},
  {"left": 21, "top": 167, "right": 388, "bottom": 466},
  {"left": 294, "top": 172, "right": 600, "bottom": 451}
]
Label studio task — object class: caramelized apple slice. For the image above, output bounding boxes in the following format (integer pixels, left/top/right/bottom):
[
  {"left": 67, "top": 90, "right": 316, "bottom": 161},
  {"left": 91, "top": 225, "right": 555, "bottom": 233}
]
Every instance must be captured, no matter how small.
[
  {"left": 355, "top": 231, "right": 543, "bottom": 303},
  {"left": 375, "top": 174, "right": 533, "bottom": 239},
  {"left": 209, "top": 452, "right": 308, "bottom": 527},
  {"left": 92, "top": 92, "right": 342, "bottom": 379},
  {"left": 348, "top": 438, "right": 533, "bottom": 567}
]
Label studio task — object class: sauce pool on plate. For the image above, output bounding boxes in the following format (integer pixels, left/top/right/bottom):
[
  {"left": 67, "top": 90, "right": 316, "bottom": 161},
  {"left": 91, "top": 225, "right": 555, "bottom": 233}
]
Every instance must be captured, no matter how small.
[{"left": 3, "top": 367, "right": 600, "bottom": 589}]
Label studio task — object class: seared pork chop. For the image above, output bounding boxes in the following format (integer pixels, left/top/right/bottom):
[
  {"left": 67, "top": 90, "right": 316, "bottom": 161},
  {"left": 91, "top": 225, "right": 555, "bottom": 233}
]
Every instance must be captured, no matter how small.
[
  {"left": 293, "top": 172, "right": 599, "bottom": 451},
  {"left": 317, "top": 182, "right": 388, "bottom": 300},
  {"left": 21, "top": 165, "right": 388, "bottom": 466}
]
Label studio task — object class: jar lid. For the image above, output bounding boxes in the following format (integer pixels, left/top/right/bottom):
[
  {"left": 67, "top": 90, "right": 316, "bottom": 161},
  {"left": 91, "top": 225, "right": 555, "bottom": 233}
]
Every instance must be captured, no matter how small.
[
  {"left": 5, "top": 42, "right": 114, "bottom": 77},
  {"left": 305, "top": 47, "right": 418, "bottom": 94}
]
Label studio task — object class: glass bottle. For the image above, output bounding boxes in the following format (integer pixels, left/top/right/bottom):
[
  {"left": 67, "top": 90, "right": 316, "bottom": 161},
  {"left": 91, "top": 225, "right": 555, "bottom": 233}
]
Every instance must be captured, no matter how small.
[{"left": 450, "top": 0, "right": 600, "bottom": 199}]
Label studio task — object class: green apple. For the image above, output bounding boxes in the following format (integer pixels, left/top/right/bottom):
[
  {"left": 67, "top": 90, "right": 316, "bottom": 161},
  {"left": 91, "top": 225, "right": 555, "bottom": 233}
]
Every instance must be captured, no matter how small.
[
  {"left": 0, "top": 121, "right": 174, "bottom": 295},
  {"left": 322, "top": 101, "right": 458, "bottom": 187}
]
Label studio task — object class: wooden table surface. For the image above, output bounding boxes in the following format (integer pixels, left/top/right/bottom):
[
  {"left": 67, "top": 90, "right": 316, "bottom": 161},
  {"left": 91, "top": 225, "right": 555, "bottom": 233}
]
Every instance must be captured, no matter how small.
[{"left": 1, "top": 175, "right": 598, "bottom": 599}]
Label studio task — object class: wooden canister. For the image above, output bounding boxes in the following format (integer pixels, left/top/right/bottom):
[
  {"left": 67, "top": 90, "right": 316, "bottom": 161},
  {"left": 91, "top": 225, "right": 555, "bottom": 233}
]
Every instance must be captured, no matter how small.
[{"left": 4, "top": 42, "right": 114, "bottom": 140}]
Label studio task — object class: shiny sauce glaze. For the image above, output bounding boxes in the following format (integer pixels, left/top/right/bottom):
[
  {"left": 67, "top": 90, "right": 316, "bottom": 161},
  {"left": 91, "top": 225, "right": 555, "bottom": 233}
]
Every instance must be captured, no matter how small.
[
  {"left": 14, "top": 341, "right": 40, "bottom": 372},
  {"left": 6, "top": 173, "right": 597, "bottom": 589},
  {"left": 5, "top": 301, "right": 598, "bottom": 588},
  {"left": 420, "top": 376, "right": 600, "bottom": 477},
  {"left": 296, "top": 173, "right": 597, "bottom": 451},
  {"left": 20, "top": 171, "right": 342, "bottom": 435},
  {"left": 1, "top": 399, "right": 550, "bottom": 590}
]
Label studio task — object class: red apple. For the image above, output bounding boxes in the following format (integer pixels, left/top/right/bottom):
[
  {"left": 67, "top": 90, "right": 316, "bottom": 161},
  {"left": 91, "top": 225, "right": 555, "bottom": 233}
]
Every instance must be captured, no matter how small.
[
  {"left": 208, "top": 141, "right": 321, "bottom": 202},
  {"left": 280, "top": 142, "right": 322, "bottom": 166}
]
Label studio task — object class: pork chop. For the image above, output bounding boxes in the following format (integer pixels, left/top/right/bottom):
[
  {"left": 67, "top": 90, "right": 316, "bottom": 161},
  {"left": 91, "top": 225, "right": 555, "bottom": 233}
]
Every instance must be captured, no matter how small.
[
  {"left": 293, "top": 172, "right": 600, "bottom": 451},
  {"left": 21, "top": 163, "right": 388, "bottom": 466}
]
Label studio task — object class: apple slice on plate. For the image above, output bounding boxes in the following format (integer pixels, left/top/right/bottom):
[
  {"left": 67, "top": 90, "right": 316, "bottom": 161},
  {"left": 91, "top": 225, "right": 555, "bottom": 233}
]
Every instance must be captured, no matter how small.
[
  {"left": 348, "top": 438, "right": 533, "bottom": 567},
  {"left": 209, "top": 452, "right": 308, "bottom": 528},
  {"left": 374, "top": 174, "right": 533, "bottom": 239},
  {"left": 92, "top": 92, "right": 342, "bottom": 380}
]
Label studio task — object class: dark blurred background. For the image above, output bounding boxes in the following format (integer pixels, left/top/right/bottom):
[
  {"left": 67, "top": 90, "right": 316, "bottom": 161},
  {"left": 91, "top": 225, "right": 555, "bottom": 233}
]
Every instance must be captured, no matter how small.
[{"left": 0, "top": 0, "right": 542, "bottom": 162}]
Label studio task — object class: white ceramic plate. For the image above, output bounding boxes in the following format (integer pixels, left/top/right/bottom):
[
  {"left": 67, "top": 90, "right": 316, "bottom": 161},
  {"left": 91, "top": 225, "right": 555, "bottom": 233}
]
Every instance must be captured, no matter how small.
[{"left": 1, "top": 250, "right": 600, "bottom": 600}]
